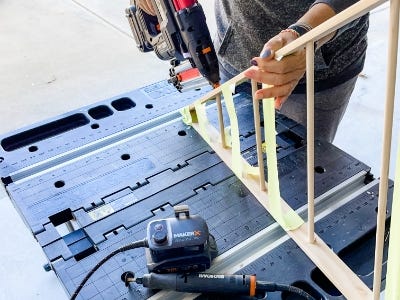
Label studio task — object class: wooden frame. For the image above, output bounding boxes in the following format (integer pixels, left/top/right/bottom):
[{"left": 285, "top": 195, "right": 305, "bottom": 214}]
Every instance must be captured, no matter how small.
[{"left": 186, "top": 0, "right": 399, "bottom": 299}]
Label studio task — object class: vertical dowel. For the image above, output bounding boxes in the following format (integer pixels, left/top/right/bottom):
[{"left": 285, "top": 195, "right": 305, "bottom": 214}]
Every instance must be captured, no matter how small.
[
  {"left": 373, "top": 0, "right": 400, "bottom": 298},
  {"left": 252, "top": 80, "right": 267, "bottom": 191},
  {"left": 306, "top": 41, "right": 315, "bottom": 244},
  {"left": 216, "top": 93, "right": 227, "bottom": 148}
]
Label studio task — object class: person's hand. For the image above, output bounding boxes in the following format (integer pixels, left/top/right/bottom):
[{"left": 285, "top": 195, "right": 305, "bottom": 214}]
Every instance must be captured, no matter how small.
[
  {"left": 243, "top": 30, "right": 306, "bottom": 110},
  {"left": 137, "top": 0, "right": 156, "bottom": 15}
]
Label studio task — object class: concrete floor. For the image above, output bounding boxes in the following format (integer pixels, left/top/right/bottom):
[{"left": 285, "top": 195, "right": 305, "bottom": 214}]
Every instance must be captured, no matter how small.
[{"left": 0, "top": 0, "right": 397, "bottom": 299}]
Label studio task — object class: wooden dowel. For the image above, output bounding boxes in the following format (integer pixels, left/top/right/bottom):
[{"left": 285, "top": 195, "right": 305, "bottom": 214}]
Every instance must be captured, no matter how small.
[
  {"left": 215, "top": 93, "right": 227, "bottom": 148},
  {"left": 306, "top": 42, "right": 315, "bottom": 244},
  {"left": 373, "top": 0, "right": 400, "bottom": 298},
  {"left": 251, "top": 80, "right": 267, "bottom": 191}
]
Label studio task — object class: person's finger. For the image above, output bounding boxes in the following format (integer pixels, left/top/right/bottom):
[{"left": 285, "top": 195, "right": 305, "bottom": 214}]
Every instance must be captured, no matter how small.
[
  {"left": 250, "top": 31, "right": 303, "bottom": 68},
  {"left": 243, "top": 66, "right": 305, "bottom": 86},
  {"left": 250, "top": 36, "right": 282, "bottom": 65},
  {"left": 139, "top": 0, "right": 156, "bottom": 15},
  {"left": 145, "top": 0, "right": 155, "bottom": 13},
  {"left": 255, "top": 50, "right": 306, "bottom": 73},
  {"left": 262, "top": 34, "right": 286, "bottom": 55},
  {"left": 253, "top": 80, "right": 299, "bottom": 100},
  {"left": 140, "top": 4, "right": 152, "bottom": 15},
  {"left": 251, "top": 34, "right": 287, "bottom": 65},
  {"left": 275, "top": 96, "right": 289, "bottom": 110}
]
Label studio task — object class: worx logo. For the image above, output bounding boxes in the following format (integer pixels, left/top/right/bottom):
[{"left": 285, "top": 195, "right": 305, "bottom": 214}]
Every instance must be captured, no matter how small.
[{"left": 173, "top": 230, "right": 202, "bottom": 238}]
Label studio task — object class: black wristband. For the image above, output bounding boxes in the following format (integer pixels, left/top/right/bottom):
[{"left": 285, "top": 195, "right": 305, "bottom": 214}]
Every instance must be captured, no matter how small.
[
  {"left": 288, "top": 23, "right": 318, "bottom": 50},
  {"left": 288, "top": 23, "right": 312, "bottom": 36}
]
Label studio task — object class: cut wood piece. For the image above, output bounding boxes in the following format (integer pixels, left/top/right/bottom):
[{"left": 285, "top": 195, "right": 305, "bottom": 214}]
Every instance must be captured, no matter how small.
[
  {"left": 251, "top": 80, "right": 266, "bottom": 191},
  {"left": 306, "top": 42, "right": 315, "bottom": 244},
  {"left": 373, "top": 0, "right": 400, "bottom": 298},
  {"left": 215, "top": 93, "right": 227, "bottom": 148}
]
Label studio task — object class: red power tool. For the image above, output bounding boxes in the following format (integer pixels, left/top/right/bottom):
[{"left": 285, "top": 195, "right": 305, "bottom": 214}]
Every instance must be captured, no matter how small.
[{"left": 126, "top": 0, "right": 220, "bottom": 92}]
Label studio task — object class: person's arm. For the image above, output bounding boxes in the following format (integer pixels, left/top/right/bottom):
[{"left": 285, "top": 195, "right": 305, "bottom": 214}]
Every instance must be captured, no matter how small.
[
  {"left": 313, "top": 0, "right": 359, "bottom": 13},
  {"left": 243, "top": 1, "right": 357, "bottom": 109}
]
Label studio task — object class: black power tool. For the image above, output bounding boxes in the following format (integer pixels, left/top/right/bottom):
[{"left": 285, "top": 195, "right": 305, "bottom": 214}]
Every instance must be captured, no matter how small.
[
  {"left": 70, "top": 205, "right": 217, "bottom": 299},
  {"left": 146, "top": 205, "right": 218, "bottom": 273},
  {"left": 126, "top": 0, "right": 220, "bottom": 91},
  {"left": 125, "top": 272, "right": 315, "bottom": 299},
  {"left": 71, "top": 205, "right": 314, "bottom": 299}
]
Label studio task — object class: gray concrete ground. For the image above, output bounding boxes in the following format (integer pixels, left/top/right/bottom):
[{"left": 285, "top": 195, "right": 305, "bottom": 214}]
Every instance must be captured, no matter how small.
[{"left": 0, "top": 0, "right": 397, "bottom": 299}]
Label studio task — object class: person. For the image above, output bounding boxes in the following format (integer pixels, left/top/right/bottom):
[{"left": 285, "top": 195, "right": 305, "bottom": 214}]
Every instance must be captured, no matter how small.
[
  {"left": 138, "top": 0, "right": 368, "bottom": 142},
  {"left": 215, "top": 1, "right": 368, "bottom": 142}
]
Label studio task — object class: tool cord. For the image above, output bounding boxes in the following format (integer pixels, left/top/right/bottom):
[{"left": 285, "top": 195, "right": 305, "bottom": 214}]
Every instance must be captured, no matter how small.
[
  {"left": 70, "top": 239, "right": 148, "bottom": 300},
  {"left": 257, "top": 281, "right": 316, "bottom": 300},
  {"left": 69, "top": 237, "right": 314, "bottom": 300}
]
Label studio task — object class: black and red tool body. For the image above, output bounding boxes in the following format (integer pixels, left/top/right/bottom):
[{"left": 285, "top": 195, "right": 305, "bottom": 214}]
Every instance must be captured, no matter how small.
[{"left": 126, "top": 0, "right": 220, "bottom": 91}]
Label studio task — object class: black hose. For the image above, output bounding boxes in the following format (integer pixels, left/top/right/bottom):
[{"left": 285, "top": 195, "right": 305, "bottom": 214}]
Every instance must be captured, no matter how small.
[
  {"left": 256, "top": 281, "right": 316, "bottom": 300},
  {"left": 70, "top": 239, "right": 147, "bottom": 300}
]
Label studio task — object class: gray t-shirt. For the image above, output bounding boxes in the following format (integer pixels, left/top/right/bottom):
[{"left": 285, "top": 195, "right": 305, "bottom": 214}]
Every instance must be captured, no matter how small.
[{"left": 214, "top": 0, "right": 368, "bottom": 92}]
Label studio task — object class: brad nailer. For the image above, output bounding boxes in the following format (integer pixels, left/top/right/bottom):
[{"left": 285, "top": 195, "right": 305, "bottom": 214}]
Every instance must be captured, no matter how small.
[{"left": 126, "top": 0, "right": 220, "bottom": 92}]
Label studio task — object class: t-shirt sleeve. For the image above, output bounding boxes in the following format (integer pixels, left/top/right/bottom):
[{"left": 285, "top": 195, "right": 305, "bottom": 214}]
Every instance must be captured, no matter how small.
[
  {"left": 312, "top": 0, "right": 359, "bottom": 13},
  {"left": 310, "top": 0, "right": 364, "bottom": 42}
]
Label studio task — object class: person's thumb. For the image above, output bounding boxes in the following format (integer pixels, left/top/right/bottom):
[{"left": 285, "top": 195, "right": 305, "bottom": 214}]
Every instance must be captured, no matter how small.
[{"left": 250, "top": 34, "right": 286, "bottom": 67}]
